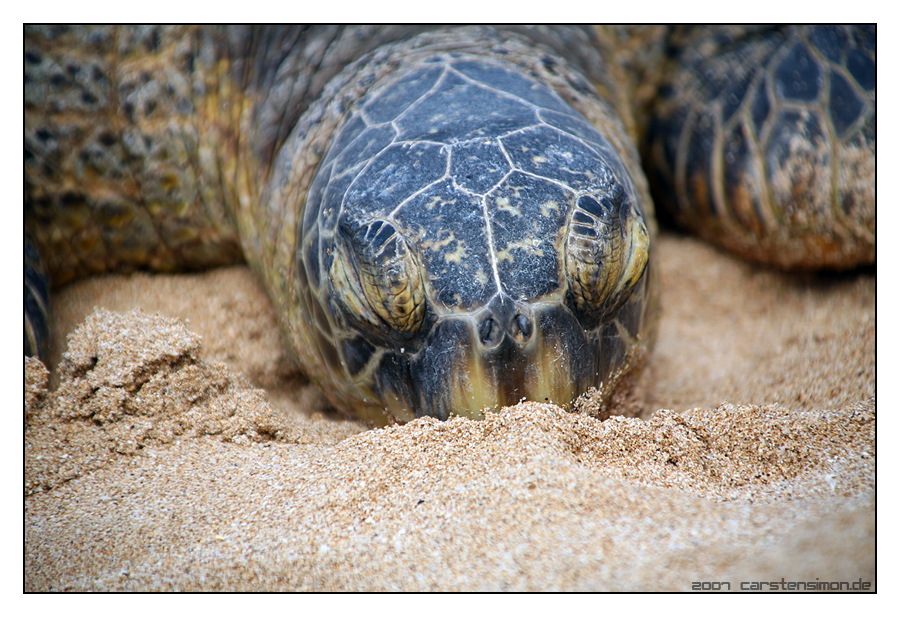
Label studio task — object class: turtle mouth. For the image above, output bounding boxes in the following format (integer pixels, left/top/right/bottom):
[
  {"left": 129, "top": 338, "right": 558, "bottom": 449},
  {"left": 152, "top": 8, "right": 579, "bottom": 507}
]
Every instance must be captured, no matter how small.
[{"left": 371, "top": 295, "right": 643, "bottom": 421}]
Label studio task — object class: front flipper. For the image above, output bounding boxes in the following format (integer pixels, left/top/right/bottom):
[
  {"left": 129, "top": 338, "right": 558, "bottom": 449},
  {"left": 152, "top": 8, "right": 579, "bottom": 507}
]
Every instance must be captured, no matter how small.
[
  {"left": 24, "top": 233, "right": 50, "bottom": 359},
  {"left": 647, "top": 25, "right": 875, "bottom": 270}
]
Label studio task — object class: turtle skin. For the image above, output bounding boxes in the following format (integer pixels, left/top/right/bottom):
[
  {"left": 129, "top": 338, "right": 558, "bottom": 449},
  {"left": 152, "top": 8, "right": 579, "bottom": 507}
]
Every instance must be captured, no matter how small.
[
  {"left": 646, "top": 26, "right": 875, "bottom": 269},
  {"left": 24, "top": 25, "right": 875, "bottom": 424}
]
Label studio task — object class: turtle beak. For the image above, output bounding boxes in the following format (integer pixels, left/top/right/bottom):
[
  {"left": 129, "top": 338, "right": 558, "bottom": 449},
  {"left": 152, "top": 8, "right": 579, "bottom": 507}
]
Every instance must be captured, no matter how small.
[{"left": 395, "top": 302, "right": 594, "bottom": 420}]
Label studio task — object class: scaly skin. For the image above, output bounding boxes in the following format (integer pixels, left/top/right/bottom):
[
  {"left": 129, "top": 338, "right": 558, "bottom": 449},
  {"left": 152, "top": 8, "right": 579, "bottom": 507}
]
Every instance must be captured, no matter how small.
[
  {"left": 24, "top": 26, "right": 435, "bottom": 284},
  {"left": 646, "top": 26, "right": 875, "bottom": 269}
]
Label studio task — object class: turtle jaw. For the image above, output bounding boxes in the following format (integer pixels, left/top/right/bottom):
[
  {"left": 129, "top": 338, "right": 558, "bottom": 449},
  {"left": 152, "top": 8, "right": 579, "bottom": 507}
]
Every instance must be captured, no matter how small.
[{"left": 371, "top": 302, "right": 611, "bottom": 421}]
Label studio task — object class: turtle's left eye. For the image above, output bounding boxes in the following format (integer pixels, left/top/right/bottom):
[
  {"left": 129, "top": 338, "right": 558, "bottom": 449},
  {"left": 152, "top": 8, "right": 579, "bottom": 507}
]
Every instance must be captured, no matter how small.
[
  {"left": 330, "top": 216, "right": 426, "bottom": 337},
  {"left": 564, "top": 186, "right": 650, "bottom": 325}
]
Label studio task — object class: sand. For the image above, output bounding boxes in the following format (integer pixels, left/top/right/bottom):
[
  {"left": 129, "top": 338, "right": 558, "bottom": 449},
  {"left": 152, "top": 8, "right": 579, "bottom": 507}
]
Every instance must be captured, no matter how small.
[{"left": 24, "top": 231, "right": 875, "bottom": 592}]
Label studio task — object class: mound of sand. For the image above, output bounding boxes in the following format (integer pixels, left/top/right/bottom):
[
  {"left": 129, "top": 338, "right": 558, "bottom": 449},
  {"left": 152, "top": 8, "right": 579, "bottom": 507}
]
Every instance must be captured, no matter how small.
[{"left": 24, "top": 232, "right": 875, "bottom": 591}]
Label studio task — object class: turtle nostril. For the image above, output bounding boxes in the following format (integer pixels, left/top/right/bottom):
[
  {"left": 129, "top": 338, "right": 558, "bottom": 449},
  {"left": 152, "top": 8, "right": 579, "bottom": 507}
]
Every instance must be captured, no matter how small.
[
  {"left": 513, "top": 313, "right": 533, "bottom": 342},
  {"left": 479, "top": 317, "right": 498, "bottom": 345}
]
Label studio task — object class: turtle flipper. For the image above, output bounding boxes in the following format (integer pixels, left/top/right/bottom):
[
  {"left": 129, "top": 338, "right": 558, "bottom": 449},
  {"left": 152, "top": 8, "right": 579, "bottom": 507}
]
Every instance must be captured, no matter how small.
[
  {"left": 647, "top": 25, "right": 875, "bottom": 270},
  {"left": 24, "top": 234, "right": 50, "bottom": 359}
]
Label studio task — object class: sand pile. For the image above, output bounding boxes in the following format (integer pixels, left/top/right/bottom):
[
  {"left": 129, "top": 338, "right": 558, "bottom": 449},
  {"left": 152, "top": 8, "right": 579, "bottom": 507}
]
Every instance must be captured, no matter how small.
[{"left": 24, "top": 232, "right": 875, "bottom": 591}]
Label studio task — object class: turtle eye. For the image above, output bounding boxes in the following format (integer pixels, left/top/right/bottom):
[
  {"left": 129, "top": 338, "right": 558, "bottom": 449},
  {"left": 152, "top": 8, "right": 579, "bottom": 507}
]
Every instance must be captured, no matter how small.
[
  {"left": 565, "top": 188, "right": 650, "bottom": 325},
  {"left": 330, "top": 216, "right": 426, "bottom": 336}
]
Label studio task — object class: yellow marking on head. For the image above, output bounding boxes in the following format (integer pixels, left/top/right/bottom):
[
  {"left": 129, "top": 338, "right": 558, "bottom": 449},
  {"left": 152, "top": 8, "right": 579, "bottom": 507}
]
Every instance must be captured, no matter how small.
[
  {"left": 424, "top": 195, "right": 444, "bottom": 210},
  {"left": 443, "top": 241, "right": 467, "bottom": 264},
  {"left": 539, "top": 200, "right": 561, "bottom": 217},
  {"left": 329, "top": 245, "right": 379, "bottom": 329},
  {"left": 528, "top": 330, "right": 576, "bottom": 407},
  {"left": 616, "top": 207, "right": 650, "bottom": 297},
  {"left": 421, "top": 230, "right": 455, "bottom": 255},
  {"left": 495, "top": 196, "right": 522, "bottom": 217},
  {"left": 497, "top": 237, "right": 545, "bottom": 263},
  {"left": 450, "top": 343, "right": 495, "bottom": 420}
]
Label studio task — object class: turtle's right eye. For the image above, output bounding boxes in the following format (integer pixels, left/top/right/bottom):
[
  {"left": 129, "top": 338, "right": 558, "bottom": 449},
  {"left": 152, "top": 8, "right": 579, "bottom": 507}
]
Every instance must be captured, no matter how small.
[
  {"left": 564, "top": 187, "right": 650, "bottom": 326},
  {"left": 330, "top": 216, "right": 426, "bottom": 337}
]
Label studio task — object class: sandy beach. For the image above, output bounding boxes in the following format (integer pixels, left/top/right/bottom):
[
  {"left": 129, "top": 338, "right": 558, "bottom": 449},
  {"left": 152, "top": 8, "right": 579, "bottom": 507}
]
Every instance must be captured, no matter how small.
[{"left": 24, "top": 230, "right": 875, "bottom": 591}]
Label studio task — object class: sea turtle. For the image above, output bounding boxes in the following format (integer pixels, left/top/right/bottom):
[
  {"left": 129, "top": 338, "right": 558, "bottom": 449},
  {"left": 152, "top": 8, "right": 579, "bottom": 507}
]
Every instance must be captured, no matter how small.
[{"left": 24, "top": 25, "right": 875, "bottom": 425}]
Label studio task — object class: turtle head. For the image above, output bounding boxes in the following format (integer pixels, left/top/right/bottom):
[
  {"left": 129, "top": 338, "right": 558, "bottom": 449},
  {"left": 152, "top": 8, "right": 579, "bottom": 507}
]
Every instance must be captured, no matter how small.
[
  {"left": 327, "top": 181, "right": 652, "bottom": 423},
  {"left": 299, "top": 48, "right": 657, "bottom": 424}
]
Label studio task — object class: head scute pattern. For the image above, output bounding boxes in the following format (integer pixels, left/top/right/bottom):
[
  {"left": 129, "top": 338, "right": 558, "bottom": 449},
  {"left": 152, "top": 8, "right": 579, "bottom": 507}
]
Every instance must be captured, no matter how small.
[{"left": 300, "top": 47, "right": 654, "bottom": 421}]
